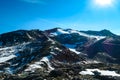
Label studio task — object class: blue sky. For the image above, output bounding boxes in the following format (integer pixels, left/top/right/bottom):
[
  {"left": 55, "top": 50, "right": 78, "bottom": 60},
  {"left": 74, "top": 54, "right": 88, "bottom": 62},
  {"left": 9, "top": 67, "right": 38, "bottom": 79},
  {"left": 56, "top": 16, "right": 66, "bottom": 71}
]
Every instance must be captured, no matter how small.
[{"left": 0, "top": 0, "right": 120, "bottom": 34}]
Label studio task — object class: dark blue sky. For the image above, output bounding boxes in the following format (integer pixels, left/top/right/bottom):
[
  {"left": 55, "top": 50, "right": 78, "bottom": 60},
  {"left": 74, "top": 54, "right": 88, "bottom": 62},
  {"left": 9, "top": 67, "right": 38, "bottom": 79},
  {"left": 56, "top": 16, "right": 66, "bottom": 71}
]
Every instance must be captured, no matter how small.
[{"left": 0, "top": 0, "right": 120, "bottom": 34}]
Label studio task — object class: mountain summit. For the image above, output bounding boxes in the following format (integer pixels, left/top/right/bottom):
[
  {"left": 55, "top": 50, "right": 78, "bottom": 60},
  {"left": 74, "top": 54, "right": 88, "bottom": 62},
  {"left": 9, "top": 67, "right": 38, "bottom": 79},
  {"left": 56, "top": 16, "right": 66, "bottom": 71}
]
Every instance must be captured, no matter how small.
[{"left": 80, "top": 29, "right": 117, "bottom": 37}]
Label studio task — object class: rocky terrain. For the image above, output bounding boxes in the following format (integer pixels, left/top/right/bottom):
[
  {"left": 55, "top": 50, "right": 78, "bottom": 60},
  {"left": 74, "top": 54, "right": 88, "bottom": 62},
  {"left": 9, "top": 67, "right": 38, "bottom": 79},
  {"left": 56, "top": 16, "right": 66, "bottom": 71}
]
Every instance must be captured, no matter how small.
[{"left": 0, "top": 28, "right": 120, "bottom": 80}]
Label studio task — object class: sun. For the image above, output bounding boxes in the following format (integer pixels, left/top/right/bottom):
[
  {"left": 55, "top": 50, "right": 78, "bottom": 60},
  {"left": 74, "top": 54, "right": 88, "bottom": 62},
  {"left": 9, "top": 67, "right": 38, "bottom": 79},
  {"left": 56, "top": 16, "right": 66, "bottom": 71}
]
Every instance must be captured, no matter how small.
[{"left": 94, "top": 0, "right": 113, "bottom": 7}]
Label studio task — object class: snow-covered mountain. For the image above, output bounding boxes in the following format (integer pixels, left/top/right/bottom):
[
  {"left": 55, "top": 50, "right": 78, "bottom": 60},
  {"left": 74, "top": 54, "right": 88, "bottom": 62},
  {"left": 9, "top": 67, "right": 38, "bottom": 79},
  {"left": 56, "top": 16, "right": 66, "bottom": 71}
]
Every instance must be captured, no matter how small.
[
  {"left": 46, "top": 28, "right": 120, "bottom": 63},
  {"left": 0, "top": 28, "right": 120, "bottom": 76},
  {"left": 0, "top": 29, "right": 83, "bottom": 74}
]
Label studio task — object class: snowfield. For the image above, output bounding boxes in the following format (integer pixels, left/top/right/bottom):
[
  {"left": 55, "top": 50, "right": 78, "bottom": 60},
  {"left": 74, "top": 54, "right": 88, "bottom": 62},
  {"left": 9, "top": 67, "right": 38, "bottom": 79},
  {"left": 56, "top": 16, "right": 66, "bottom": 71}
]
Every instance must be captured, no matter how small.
[
  {"left": 25, "top": 55, "right": 54, "bottom": 72},
  {"left": 0, "top": 46, "right": 17, "bottom": 63},
  {"left": 80, "top": 69, "right": 120, "bottom": 77},
  {"left": 51, "top": 28, "right": 106, "bottom": 40},
  {"left": 0, "top": 55, "right": 16, "bottom": 63},
  {"left": 0, "top": 42, "right": 30, "bottom": 63}
]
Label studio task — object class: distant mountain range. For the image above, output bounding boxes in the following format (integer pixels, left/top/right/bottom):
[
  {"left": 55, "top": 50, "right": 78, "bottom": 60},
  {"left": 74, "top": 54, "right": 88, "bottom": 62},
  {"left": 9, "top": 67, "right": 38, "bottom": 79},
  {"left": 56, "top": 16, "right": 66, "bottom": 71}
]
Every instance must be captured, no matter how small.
[{"left": 0, "top": 28, "right": 120, "bottom": 75}]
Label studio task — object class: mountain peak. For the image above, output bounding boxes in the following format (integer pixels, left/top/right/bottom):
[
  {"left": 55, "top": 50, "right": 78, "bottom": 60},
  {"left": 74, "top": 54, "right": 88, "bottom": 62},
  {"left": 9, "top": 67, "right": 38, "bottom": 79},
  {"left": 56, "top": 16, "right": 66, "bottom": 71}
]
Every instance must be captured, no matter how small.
[
  {"left": 100, "top": 29, "right": 112, "bottom": 34},
  {"left": 100, "top": 29, "right": 116, "bottom": 37},
  {"left": 80, "top": 29, "right": 116, "bottom": 37}
]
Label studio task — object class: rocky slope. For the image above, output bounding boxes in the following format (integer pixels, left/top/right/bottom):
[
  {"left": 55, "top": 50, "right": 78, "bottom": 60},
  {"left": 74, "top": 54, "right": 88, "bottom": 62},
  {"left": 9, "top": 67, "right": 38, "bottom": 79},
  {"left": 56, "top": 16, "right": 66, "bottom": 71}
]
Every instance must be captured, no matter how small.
[
  {"left": 0, "top": 28, "right": 120, "bottom": 80},
  {"left": 0, "top": 29, "right": 84, "bottom": 74}
]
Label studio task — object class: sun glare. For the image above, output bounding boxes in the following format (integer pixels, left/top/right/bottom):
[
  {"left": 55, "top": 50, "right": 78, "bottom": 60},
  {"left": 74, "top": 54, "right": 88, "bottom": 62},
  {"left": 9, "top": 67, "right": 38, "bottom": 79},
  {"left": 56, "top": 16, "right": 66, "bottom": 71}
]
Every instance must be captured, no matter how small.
[{"left": 94, "top": 0, "right": 113, "bottom": 7}]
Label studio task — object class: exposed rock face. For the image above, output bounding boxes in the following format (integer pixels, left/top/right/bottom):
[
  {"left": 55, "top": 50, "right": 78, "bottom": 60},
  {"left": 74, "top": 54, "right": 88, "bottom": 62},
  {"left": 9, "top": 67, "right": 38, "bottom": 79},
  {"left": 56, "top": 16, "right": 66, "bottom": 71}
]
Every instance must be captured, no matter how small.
[
  {"left": 103, "top": 38, "right": 120, "bottom": 58},
  {"left": 82, "top": 38, "right": 120, "bottom": 63},
  {"left": 0, "top": 30, "right": 47, "bottom": 46}
]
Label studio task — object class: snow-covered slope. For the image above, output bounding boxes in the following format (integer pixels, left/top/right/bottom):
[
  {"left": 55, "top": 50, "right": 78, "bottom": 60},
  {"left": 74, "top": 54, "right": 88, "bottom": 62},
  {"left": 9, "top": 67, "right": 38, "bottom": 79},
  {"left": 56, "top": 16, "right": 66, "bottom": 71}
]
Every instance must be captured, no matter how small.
[
  {"left": 25, "top": 55, "right": 54, "bottom": 72},
  {"left": 50, "top": 28, "right": 105, "bottom": 40},
  {"left": 80, "top": 69, "right": 120, "bottom": 77},
  {"left": 0, "top": 42, "right": 30, "bottom": 63},
  {"left": 48, "top": 28, "right": 106, "bottom": 55}
]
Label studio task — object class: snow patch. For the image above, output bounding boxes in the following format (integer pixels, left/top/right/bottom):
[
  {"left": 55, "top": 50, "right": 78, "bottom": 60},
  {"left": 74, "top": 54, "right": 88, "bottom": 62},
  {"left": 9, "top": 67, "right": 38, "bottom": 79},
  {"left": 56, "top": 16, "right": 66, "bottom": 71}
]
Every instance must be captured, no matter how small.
[
  {"left": 26, "top": 33, "right": 34, "bottom": 40},
  {"left": 69, "top": 48, "right": 81, "bottom": 54},
  {"left": 55, "top": 47, "right": 62, "bottom": 52},
  {"left": 80, "top": 69, "right": 120, "bottom": 77},
  {"left": 25, "top": 55, "right": 54, "bottom": 72},
  {"left": 57, "top": 29, "right": 69, "bottom": 35},
  {"left": 48, "top": 38, "right": 56, "bottom": 44},
  {"left": 0, "top": 55, "right": 16, "bottom": 63},
  {"left": 50, "top": 52, "right": 56, "bottom": 55},
  {"left": 64, "top": 44, "right": 81, "bottom": 54},
  {"left": 50, "top": 29, "right": 69, "bottom": 36},
  {"left": 0, "top": 42, "right": 30, "bottom": 64},
  {"left": 68, "top": 30, "right": 105, "bottom": 40}
]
